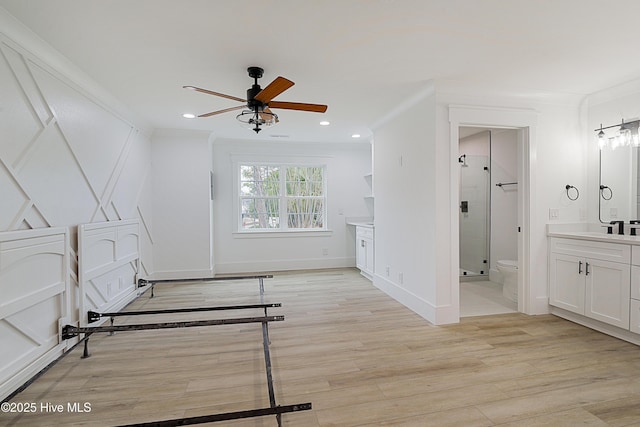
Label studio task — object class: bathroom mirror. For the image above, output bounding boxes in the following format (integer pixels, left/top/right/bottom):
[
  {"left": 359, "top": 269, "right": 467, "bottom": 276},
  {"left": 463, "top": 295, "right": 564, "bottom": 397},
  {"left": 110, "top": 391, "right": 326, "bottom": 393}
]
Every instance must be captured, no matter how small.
[{"left": 599, "top": 146, "right": 640, "bottom": 222}]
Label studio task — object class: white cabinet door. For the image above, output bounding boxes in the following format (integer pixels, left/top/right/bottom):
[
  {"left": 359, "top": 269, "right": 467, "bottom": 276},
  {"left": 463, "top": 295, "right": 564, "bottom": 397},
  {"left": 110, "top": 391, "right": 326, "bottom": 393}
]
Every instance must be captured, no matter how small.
[
  {"left": 630, "top": 299, "right": 640, "bottom": 334},
  {"left": 585, "top": 258, "right": 630, "bottom": 329},
  {"left": 549, "top": 252, "right": 585, "bottom": 315},
  {"left": 356, "top": 237, "right": 367, "bottom": 271},
  {"left": 365, "top": 238, "right": 374, "bottom": 276}
]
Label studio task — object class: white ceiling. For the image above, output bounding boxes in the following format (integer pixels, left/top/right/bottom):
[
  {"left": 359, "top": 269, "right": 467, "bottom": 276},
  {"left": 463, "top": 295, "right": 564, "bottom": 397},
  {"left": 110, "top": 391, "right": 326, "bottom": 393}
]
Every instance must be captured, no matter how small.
[{"left": 2, "top": 0, "right": 640, "bottom": 143}]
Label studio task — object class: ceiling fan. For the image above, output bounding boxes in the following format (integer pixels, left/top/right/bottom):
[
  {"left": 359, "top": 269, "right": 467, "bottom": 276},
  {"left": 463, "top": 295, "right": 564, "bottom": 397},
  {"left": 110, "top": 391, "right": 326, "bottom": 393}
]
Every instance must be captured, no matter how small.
[{"left": 184, "top": 66, "right": 328, "bottom": 133}]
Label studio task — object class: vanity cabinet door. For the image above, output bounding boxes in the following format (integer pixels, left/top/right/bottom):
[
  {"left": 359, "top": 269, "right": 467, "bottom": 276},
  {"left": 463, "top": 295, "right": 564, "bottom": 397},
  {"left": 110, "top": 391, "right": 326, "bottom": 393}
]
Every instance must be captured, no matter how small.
[
  {"left": 630, "top": 300, "right": 640, "bottom": 334},
  {"left": 355, "top": 226, "right": 374, "bottom": 278},
  {"left": 585, "top": 259, "right": 631, "bottom": 329},
  {"left": 549, "top": 253, "right": 585, "bottom": 315}
]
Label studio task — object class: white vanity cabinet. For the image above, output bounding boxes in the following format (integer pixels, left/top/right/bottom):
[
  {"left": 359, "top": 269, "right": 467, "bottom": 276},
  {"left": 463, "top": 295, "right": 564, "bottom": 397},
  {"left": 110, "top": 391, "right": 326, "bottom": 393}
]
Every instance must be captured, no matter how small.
[
  {"left": 355, "top": 225, "right": 374, "bottom": 279},
  {"left": 629, "top": 247, "right": 640, "bottom": 333},
  {"left": 549, "top": 237, "right": 630, "bottom": 329}
]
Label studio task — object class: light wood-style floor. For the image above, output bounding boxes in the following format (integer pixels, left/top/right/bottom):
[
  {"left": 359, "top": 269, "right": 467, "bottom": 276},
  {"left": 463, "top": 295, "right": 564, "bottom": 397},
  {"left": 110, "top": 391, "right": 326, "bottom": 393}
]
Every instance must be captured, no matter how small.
[{"left": 3, "top": 268, "right": 640, "bottom": 426}]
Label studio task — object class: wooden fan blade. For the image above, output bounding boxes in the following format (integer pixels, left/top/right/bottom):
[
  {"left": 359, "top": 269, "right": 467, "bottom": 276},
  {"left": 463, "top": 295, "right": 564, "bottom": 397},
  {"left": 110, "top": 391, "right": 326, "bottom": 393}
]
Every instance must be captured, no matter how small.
[
  {"left": 254, "top": 76, "right": 294, "bottom": 103},
  {"left": 183, "top": 86, "right": 246, "bottom": 103},
  {"left": 268, "top": 101, "right": 328, "bottom": 113},
  {"left": 198, "top": 105, "right": 245, "bottom": 117}
]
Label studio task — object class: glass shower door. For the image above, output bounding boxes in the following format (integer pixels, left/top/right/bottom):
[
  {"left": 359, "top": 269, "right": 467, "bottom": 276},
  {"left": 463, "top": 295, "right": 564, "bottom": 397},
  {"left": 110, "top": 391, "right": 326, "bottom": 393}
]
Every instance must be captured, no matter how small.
[{"left": 459, "top": 155, "right": 489, "bottom": 277}]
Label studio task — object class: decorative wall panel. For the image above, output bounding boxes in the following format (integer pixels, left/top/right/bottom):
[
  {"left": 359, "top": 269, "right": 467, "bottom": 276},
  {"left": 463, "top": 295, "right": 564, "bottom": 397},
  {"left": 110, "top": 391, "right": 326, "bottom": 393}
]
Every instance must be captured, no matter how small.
[
  {"left": 0, "top": 30, "right": 154, "bottom": 399},
  {"left": 0, "top": 34, "right": 153, "bottom": 270}
]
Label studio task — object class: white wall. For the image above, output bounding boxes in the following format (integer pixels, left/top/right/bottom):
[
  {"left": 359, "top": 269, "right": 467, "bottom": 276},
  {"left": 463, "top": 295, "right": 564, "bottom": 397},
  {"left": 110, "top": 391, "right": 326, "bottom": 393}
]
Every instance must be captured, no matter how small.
[
  {"left": 443, "top": 90, "right": 586, "bottom": 320},
  {"left": 0, "top": 13, "right": 154, "bottom": 274},
  {"left": 211, "top": 138, "right": 371, "bottom": 274},
  {"left": 490, "top": 129, "right": 518, "bottom": 271},
  {"left": 371, "top": 82, "right": 586, "bottom": 325},
  {"left": 372, "top": 86, "right": 439, "bottom": 321},
  {"left": 151, "top": 129, "right": 213, "bottom": 276}
]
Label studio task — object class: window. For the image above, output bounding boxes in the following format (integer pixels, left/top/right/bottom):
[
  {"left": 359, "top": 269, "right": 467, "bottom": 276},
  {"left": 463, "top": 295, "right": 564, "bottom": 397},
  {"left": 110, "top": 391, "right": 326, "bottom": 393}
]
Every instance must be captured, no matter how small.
[{"left": 239, "top": 164, "right": 326, "bottom": 231}]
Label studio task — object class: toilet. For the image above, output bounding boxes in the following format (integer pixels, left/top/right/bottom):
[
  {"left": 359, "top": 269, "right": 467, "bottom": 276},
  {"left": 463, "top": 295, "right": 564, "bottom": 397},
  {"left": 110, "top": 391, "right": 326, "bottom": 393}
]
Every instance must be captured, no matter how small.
[{"left": 497, "top": 260, "right": 518, "bottom": 302}]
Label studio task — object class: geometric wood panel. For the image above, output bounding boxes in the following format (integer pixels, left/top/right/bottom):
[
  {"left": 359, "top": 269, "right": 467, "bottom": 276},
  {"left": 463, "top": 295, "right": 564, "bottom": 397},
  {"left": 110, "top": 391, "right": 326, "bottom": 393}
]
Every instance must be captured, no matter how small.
[{"left": 0, "top": 32, "right": 154, "bottom": 289}]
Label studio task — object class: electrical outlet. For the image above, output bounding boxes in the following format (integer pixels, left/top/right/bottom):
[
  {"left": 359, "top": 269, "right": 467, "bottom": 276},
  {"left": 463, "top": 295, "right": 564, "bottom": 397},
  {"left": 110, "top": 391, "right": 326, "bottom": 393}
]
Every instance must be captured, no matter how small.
[
  {"left": 610, "top": 208, "right": 618, "bottom": 218},
  {"left": 386, "top": 266, "right": 390, "bottom": 277},
  {"left": 549, "top": 208, "right": 559, "bottom": 220},
  {"left": 399, "top": 272, "right": 404, "bottom": 284},
  {"left": 322, "top": 248, "right": 328, "bottom": 256}
]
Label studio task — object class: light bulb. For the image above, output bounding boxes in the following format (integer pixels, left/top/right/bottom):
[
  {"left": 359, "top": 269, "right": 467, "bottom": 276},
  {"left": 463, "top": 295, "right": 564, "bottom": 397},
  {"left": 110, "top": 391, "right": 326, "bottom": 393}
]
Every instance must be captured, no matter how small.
[{"left": 597, "top": 128, "right": 607, "bottom": 149}]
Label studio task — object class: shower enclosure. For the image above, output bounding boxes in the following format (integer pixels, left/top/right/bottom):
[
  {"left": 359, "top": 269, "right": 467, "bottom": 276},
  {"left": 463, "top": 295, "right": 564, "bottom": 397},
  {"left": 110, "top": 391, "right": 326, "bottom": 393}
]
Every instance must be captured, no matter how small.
[{"left": 459, "top": 153, "right": 490, "bottom": 278}]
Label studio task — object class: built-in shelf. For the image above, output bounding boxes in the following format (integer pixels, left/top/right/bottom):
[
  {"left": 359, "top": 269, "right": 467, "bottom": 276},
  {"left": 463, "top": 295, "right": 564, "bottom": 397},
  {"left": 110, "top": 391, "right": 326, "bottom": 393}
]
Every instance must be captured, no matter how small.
[{"left": 363, "top": 173, "right": 374, "bottom": 216}]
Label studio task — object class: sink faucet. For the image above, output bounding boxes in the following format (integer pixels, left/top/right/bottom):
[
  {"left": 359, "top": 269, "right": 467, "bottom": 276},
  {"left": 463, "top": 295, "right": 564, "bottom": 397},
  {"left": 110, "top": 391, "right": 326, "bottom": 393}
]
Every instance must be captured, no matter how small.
[
  {"left": 631, "top": 220, "right": 640, "bottom": 236},
  {"left": 610, "top": 220, "right": 624, "bottom": 235}
]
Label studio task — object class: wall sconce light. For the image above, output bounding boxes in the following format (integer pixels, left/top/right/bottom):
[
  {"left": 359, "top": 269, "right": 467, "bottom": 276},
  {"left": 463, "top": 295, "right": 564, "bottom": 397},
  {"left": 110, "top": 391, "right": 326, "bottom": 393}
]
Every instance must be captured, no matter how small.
[{"left": 595, "top": 118, "right": 640, "bottom": 149}]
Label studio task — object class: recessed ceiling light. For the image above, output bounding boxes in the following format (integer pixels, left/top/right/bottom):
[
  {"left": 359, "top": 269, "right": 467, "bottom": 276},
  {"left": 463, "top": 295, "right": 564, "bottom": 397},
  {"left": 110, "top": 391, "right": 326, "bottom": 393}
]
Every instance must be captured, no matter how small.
[
  {"left": 320, "top": 121, "right": 330, "bottom": 126},
  {"left": 182, "top": 113, "right": 196, "bottom": 119},
  {"left": 351, "top": 134, "right": 361, "bottom": 138}
]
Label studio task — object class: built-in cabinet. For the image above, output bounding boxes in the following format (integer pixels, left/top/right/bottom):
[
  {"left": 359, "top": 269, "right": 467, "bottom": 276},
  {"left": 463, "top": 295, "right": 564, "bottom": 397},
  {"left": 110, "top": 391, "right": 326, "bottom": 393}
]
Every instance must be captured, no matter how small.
[
  {"left": 356, "top": 225, "right": 374, "bottom": 279},
  {"left": 549, "top": 236, "right": 631, "bottom": 331},
  {"left": 630, "top": 248, "right": 640, "bottom": 333}
]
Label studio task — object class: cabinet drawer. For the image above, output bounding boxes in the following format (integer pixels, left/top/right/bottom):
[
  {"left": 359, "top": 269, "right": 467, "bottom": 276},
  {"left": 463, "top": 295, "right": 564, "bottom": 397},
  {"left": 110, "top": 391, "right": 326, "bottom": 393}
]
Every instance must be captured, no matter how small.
[
  {"left": 356, "top": 226, "right": 374, "bottom": 240},
  {"left": 632, "top": 246, "right": 640, "bottom": 266},
  {"left": 631, "top": 299, "right": 640, "bottom": 334},
  {"left": 550, "top": 238, "right": 630, "bottom": 264}
]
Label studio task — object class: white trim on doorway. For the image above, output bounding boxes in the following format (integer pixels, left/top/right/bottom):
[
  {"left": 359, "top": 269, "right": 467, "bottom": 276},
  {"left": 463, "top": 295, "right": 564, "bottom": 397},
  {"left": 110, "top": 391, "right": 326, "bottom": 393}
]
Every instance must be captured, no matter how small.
[{"left": 449, "top": 105, "right": 538, "bottom": 321}]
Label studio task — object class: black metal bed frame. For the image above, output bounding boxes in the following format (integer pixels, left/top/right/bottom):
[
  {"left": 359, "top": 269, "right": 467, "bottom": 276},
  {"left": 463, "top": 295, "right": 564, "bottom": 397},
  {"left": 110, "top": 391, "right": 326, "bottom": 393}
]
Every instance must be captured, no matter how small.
[
  {"left": 137, "top": 274, "right": 274, "bottom": 298},
  {"left": 59, "top": 274, "right": 311, "bottom": 426}
]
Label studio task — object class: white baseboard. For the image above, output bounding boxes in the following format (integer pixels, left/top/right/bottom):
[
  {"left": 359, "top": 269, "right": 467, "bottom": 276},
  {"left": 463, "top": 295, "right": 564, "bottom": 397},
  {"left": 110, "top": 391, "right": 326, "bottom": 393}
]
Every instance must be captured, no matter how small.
[
  {"left": 214, "top": 257, "right": 355, "bottom": 275},
  {"left": 146, "top": 268, "right": 215, "bottom": 280},
  {"left": 550, "top": 307, "right": 640, "bottom": 346},
  {"left": 489, "top": 268, "right": 501, "bottom": 283},
  {"left": 372, "top": 274, "right": 437, "bottom": 324}
]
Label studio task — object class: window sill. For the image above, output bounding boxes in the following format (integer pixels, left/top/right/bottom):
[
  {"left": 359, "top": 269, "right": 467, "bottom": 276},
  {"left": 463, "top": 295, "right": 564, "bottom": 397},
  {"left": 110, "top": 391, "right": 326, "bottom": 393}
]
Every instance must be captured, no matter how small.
[{"left": 233, "top": 230, "right": 333, "bottom": 239}]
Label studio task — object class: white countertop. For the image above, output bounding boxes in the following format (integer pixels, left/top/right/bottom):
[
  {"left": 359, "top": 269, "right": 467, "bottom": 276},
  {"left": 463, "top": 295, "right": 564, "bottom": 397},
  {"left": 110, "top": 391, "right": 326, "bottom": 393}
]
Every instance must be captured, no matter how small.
[
  {"left": 548, "top": 230, "right": 640, "bottom": 245},
  {"left": 348, "top": 221, "right": 374, "bottom": 228}
]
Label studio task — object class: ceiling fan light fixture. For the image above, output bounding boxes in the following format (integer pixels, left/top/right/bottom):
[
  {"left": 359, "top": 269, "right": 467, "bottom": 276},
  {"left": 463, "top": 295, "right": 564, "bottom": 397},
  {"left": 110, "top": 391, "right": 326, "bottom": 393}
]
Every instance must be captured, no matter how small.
[
  {"left": 236, "top": 109, "right": 279, "bottom": 133},
  {"left": 184, "top": 67, "right": 327, "bottom": 133},
  {"left": 182, "top": 113, "right": 196, "bottom": 119},
  {"left": 320, "top": 121, "right": 330, "bottom": 126}
]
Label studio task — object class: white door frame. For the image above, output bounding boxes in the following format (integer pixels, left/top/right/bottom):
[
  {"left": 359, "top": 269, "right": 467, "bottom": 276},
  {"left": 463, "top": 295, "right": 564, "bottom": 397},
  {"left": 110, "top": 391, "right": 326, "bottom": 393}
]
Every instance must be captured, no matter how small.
[{"left": 449, "top": 105, "right": 538, "bottom": 319}]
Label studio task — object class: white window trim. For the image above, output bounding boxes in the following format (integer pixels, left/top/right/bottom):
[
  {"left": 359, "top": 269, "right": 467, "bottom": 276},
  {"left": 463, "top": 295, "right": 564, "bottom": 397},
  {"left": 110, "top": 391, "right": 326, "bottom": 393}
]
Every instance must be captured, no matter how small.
[{"left": 234, "top": 161, "right": 329, "bottom": 234}]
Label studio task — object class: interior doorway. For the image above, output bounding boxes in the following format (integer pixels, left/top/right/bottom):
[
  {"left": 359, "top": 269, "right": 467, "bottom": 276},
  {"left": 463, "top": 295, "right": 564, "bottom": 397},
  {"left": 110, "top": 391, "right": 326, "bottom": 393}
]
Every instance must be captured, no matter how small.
[
  {"left": 449, "top": 104, "right": 536, "bottom": 322},
  {"left": 458, "top": 127, "right": 519, "bottom": 317}
]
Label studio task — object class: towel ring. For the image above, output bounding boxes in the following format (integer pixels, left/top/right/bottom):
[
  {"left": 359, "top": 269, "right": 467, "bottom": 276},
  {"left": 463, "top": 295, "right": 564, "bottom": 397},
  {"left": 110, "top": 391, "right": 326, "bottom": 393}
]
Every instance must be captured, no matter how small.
[
  {"left": 600, "top": 185, "right": 613, "bottom": 201},
  {"left": 565, "top": 185, "right": 579, "bottom": 201}
]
